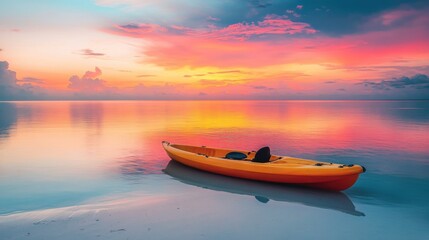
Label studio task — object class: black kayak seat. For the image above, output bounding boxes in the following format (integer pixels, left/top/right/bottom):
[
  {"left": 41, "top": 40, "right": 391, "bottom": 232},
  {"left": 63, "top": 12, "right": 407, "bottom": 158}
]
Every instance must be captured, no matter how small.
[
  {"left": 225, "top": 152, "right": 247, "bottom": 160},
  {"left": 252, "top": 146, "right": 271, "bottom": 163}
]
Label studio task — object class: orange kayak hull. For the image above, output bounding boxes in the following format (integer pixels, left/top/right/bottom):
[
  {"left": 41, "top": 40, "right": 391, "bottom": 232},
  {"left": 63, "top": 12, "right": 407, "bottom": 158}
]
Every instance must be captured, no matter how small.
[{"left": 162, "top": 142, "right": 364, "bottom": 191}]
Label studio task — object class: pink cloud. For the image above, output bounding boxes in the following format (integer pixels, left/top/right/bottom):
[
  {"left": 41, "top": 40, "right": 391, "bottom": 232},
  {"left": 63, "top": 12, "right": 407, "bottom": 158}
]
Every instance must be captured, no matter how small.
[
  {"left": 110, "top": 14, "right": 316, "bottom": 41},
  {"left": 68, "top": 67, "right": 116, "bottom": 95},
  {"left": 316, "top": 8, "right": 429, "bottom": 66},
  {"left": 83, "top": 67, "right": 102, "bottom": 79},
  {"left": 68, "top": 76, "right": 109, "bottom": 93},
  {"left": 106, "top": 8, "right": 429, "bottom": 70},
  {"left": 296, "top": 5, "right": 303, "bottom": 10},
  {"left": 379, "top": 9, "right": 415, "bottom": 26},
  {"left": 105, "top": 15, "right": 317, "bottom": 68},
  {"left": 114, "top": 23, "right": 167, "bottom": 36},
  {"left": 140, "top": 37, "right": 298, "bottom": 68},
  {"left": 203, "top": 15, "right": 315, "bottom": 40},
  {"left": 80, "top": 49, "right": 105, "bottom": 57}
]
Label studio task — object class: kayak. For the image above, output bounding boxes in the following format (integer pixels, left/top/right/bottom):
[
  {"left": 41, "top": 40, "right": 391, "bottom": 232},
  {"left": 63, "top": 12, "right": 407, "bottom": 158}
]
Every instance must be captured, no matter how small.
[{"left": 162, "top": 141, "right": 366, "bottom": 191}]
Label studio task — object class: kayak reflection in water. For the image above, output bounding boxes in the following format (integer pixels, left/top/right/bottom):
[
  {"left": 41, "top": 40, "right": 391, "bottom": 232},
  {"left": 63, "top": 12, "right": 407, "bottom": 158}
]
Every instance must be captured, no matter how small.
[{"left": 163, "top": 160, "right": 365, "bottom": 216}]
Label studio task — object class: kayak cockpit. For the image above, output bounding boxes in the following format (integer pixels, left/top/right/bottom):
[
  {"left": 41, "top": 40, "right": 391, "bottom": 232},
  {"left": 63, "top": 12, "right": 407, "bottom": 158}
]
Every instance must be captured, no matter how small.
[{"left": 170, "top": 144, "right": 278, "bottom": 163}]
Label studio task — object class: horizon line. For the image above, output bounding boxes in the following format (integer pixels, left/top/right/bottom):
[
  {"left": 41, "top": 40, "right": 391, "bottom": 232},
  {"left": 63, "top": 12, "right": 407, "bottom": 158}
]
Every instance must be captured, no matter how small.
[{"left": 1, "top": 99, "right": 429, "bottom": 102}]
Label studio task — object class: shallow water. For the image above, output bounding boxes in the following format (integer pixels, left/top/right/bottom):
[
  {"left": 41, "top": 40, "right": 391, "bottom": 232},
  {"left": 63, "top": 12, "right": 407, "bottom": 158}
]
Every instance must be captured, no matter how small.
[{"left": 0, "top": 101, "right": 428, "bottom": 239}]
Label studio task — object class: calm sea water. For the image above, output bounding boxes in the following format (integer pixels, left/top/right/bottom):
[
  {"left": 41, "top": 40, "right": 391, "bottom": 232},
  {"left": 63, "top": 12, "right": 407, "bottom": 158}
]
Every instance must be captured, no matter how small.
[{"left": 0, "top": 101, "right": 428, "bottom": 239}]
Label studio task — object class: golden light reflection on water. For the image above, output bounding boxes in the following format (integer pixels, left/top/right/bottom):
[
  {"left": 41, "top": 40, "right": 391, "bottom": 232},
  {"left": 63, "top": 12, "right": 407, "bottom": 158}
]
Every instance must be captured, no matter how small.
[
  {"left": 1, "top": 101, "right": 428, "bottom": 156},
  {"left": 0, "top": 100, "right": 428, "bottom": 178}
]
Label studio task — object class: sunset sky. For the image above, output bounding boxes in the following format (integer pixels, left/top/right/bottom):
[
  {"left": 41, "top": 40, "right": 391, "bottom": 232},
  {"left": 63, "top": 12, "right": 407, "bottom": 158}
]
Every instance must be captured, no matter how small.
[{"left": 1, "top": 0, "right": 429, "bottom": 100}]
